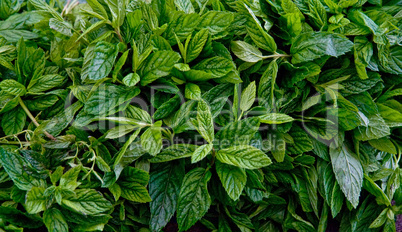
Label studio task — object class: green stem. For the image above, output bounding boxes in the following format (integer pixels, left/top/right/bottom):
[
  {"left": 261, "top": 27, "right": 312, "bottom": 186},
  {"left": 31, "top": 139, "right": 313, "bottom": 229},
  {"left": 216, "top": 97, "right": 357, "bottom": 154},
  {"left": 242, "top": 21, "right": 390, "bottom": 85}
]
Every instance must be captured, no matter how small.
[
  {"left": 115, "top": 27, "right": 124, "bottom": 43},
  {"left": 0, "top": 141, "right": 30, "bottom": 145},
  {"left": 206, "top": 148, "right": 217, "bottom": 172},
  {"left": 261, "top": 53, "right": 291, "bottom": 59},
  {"left": 18, "top": 97, "right": 56, "bottom": 141}
]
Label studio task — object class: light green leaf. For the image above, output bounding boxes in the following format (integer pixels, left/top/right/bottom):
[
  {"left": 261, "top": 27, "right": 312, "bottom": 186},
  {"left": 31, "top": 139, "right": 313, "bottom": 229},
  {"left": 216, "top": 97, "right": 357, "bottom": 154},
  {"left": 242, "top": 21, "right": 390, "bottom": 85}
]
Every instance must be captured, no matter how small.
[
  {"left": 81, "top": 41, "right": 118, "bottom": 82},
  {"left": 122, "top": 73, "right": 140, "bottom": 87},
  {"left": 119, "top": 167, "right": 151, "bottom": 203},
  {"left": 174, "top": 0, "right": 195, "bottom": 13},
  {"left": 368, "top": 137, "right": 397, "bottom": 154},
  {"left": 25, "top": 187, "right": 46, "bottom": 214},
  {"left": 217, "top": 145, "right": 272, "bottom": 169},
  {"left": 49, "top": 18, "right": 73, "bottom": 37},
  {"left": 43, "top": 208, "right": 68, "bottom": 232},
  {"left": 191, "top": 144, "right": 213, "bottom": 163},
  {"left": 354, "top": 36, "right": 373, "bottom": 79},
  {"left": 0, "top": 147, "right": 34, "bottom": 190},
  {"left": 330, "top": 144, "right": 363, "bottom": 208},
  {"left": 231, "top": 41, "right": 262, "bottom": 62},
  {"left": 198, "top": 11, "right": 234, "bottom": 36},
  {"left": 27, "top": 74, "right": 65, "bottom": 93},
  {"left": 215, "top": 117, "right": 260, "bottom": 149},
  {"left": 242, "top": 3, "right": 276, "bottom": 52},
  {"left": 307, "top": 0, "right": 327, "bottom": 29},
  {"left": 150, "top": 144, "right": 197, "bottom": 163},
  {"left": 259, "top": 113, "right": 294, "bottom": 124},
  {"left": 1, "top": 106, "right": 26, "bottom": 136},
  {"left": 196, "top": 99, "right": 214, "bottom": 144},
  {"left": 105, "top": 125, "right": 137, "bottom": 139},
  {"left": 112, "top": 50, "right": 129, "bottom": 82},
  {"left": 141, "top": 121, "right": 163, "bottom": 156},
  {"left": 185, "top": 83, "right": 201, "bottom": 100},
  {"left": 186, "top": 29, "right": 209, "bottom": 63},
  {"left": 369, "top": 208, "right": 388, "bottom": 228},
  {"left": 84, "top": 84, "right": 140, "bottom": 116},
  {"left": 140, "top": 51, "right": 181, "bottom": 85},
  {"left": 216, "top": 161, "right": 247, "bottom": 201},
  {"left": 125, "top": 105, "right": 152, "bottom": 124},
  {"left": 86, "top": 0, "right": 108, "bottom": 20},
  {"left": 0, "top": 79, "right": 26, "bottom": 96},
  {"left": 62, "top": 189, "right": 112, "bottom": 215},
  {"left": 240, "top": 81, "right": 256, "bottom": 112},
  {"left": 60, "top": 165, "right": 81, "bottom": 191},
  {"left": 177, "top": 168, "right": 211, "bottom": 232},
  {"left": 291, "top": 32, "right": 353, "bottom": 64},
  {"left": 354, "top": 114, "right": 390, "bottom": 141}
]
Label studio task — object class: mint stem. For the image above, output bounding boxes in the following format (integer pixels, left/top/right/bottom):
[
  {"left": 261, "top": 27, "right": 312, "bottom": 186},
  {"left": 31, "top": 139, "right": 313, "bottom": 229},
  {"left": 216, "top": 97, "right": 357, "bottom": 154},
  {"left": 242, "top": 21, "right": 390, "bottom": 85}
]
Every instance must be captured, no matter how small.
[{"left": 18, "top": 97, "right": 56, "bottom": 141}]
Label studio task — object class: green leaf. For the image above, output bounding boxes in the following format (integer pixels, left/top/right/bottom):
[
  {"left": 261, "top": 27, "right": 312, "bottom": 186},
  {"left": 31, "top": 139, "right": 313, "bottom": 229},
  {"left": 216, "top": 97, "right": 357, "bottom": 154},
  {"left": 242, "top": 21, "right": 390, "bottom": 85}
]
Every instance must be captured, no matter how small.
[
  {"left": 354, "top": 114, "right": 390, "bottom": 141},
  {"left": 217, "top": 145, "right": 272, "bottom": 169},
  {"left": 368, "top": 137, "right": 397, "bottom": 154},
  {"left": 125, "top": 105, "right": 152, "bottom": 125},
  {"left": 84, "top": 84, "right": 140, "bottom": 116},
  {"left": 307, "top": 0, "right": 327, "bottom": 29},
  {"left": 216, "top": 161, "right": 247, "bottom": 201},
  {"left": 27, "top": 74, "right": 65, "bottom": 93},
  {"left": 118, "top": 167, "right": 151, "bottom": 203},
  {"left": 140, "top": 51, "right": 181, "bottom": 85},
  {"left": 196, "top": 99, "right": 214, "bottom": 144},
  {"left": 149, "top": 163, "right": 184, "bottom": 232},
  {"left": 60, "top": 165, "right": 81, "bottom": 191},
  {"left": 290, "top": 32, "right": 353, "bottom": 64},
  {"left": 186, "top": 29, "right": 208, "bottom": 63},
  {"left": 378, "top": 45, "right": 402, "bottom": 75},
  {"left": 363, "top": 174, "right": 391, "bottom": 206},
  {"left": 174, "top": 0, "right": 195, "bottom": 13},
  {"left": 141, "top": 121, "right": 163, "bottom": 156},
  {"left": 81, "top": 41, "right": 118, "bottom": 82},
  {"left": 329, "top": 144, "right": 363, "bottom": 208},
  {"left": 153, "top": 95, "right": 181, "bottom": 120},
  {"left": 0, "top": 79, "right": 26, "bottom": 96},
  {"left": 122, "top": 73, "right": 140, "bottom": 87},
  {"left": 150, "top": 144, "right": 197, "bottom": 163},
  {"left": 191, "top": 143, "right": 213, "bottom": 163},
  {"left": 354, "top": 36, "right": 373, "bottom": 79},
  {"left": 231, "top": 41, "right": 262, "bottom": 63},
  {"left": 105, "top": 125, "right": 137, "bottom": 139},
  {"left": 1, "top": 106, "right": 26, "bottom": 136},
  {"left": 86, "top": 0, "right": 108, "bottom": 20},
  {"left": 25, "top": 187, "right": 46, "bottom": 214},
  {"left": 185, "top": 83, "right": 201, "bottom": 100},
  {"left": 112, "top": 50, "right": 129, "bottom": 82},
  {"left": 164, "top": 12, "right": 200, "bottom": 45},
  {"left": 259, "top": 113, "right": 294, "bottom": 124},
  {"left": 43, "top": 208, "right": 68, "bottom": 232},
  {"left": 369, "top": 208, "right": 388, "bottom": 228},
  {"left": 191, "top": 56, "right": 233, "bottom": 79},
  {"left": 62, "top": 189, "right": 112, "bottom": 215},
  {"left": 0, "top": 147, "right": 35, "bottom": 190},
  {"left": 177, "top": 168, "right": 212, "bottom": 232},
  {"left": 198, "top": 11, "right": 234, "bottom": 36},
  {"left": 240, "top": 81, "right": 256, "bottom": 112},
  {"left": 49, "top": 18, "right": 73, "bottom": 37},
  {"left": 242, "top": 3, "right": 276, "bottom": 52},
  {"left": 215, "top": 117, "right": 260, "bottom": 149}
]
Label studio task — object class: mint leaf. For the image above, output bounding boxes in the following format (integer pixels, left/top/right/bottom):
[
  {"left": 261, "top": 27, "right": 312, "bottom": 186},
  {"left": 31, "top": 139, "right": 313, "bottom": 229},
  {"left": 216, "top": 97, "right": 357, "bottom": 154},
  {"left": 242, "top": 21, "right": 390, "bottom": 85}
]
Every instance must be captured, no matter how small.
[
  {"left": 291, "top": 32, "right": 353, "bottom": 64},
  {"left": 177, "top": 168, "right": 211, "bottom": 232},
  {"left": 217, "top": 145, "right": 272, "bottom": 169}
]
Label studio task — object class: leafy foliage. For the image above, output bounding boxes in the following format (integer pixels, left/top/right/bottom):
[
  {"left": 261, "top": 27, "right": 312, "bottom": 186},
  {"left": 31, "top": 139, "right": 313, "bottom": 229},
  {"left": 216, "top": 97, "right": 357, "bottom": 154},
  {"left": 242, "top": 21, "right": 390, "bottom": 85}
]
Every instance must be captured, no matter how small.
[{"left": 0, "top": 0, "right": 401, "bottom": 231}]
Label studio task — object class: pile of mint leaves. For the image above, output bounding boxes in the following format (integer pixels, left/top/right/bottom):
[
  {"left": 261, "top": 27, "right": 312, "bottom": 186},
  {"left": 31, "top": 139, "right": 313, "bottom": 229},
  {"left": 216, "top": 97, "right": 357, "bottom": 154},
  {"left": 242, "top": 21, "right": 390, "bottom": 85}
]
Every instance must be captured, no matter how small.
[{"left": 0, "top": 0, "right": 402, "bottom": 231}]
